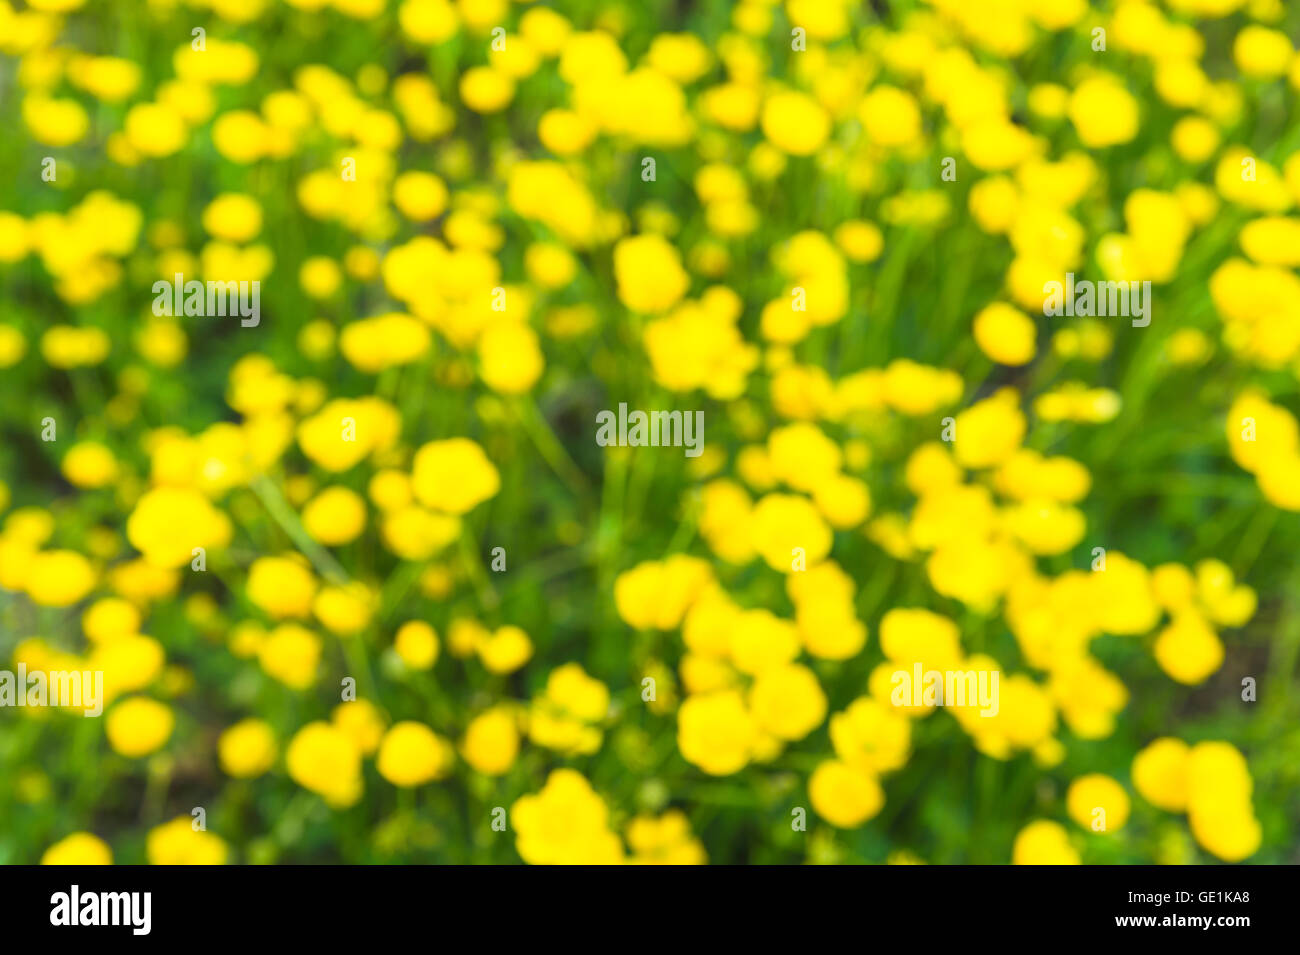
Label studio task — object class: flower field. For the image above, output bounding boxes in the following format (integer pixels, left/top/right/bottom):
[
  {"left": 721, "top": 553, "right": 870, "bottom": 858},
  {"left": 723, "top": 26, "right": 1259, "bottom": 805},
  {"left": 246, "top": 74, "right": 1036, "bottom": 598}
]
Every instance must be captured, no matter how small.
[{"left": 1, "top": 0, "right": 1298, "bottom": 865}]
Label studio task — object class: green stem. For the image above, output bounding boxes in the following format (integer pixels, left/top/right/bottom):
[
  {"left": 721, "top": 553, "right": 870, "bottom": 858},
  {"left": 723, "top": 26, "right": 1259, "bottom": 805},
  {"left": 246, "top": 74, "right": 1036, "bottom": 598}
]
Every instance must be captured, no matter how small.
[
  {"left": 511, "top": 396, "right": 589, "bottom": 494},
  {"left": 458, "top": 521, "right": 498, "bottom": 610},
  {"left": 248, "top": 474, "right": 351, "bottom": 586}
]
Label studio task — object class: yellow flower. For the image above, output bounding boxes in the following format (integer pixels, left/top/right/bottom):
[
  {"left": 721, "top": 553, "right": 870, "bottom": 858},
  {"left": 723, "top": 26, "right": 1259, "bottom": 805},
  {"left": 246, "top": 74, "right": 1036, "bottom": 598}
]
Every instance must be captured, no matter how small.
[
  {"left": 904, "top": 443, "right": 962, "bottom": 497},
  {"left": 258, "top": 623, "right": 322, "bottom": 689},
  {"left": 90, "top": 633, "right": 165, "bottom": 702},
  {"left": 126, "top": 487, "right": 232, "bottom": 569},
  {"left": 524, "top": 241, "right": 578, "bottom": 288},
  {"left": 478, "top": 323, "right": 544, "bottom": 394},
  {"left": 411, "top": 438, "right": 500, "bottom": 514},
  {"left": 1240, "top": 216, "right": 1300, "bottom": 268},
  {"left": 145, "top": 817, "right": 228, "bottom": 865},
  {"left": 511, "top": 769, "right": 624, "bottom": 864},
  {"left": 1171, "top": 116, "right": 1220, "bottom": 163},
  {"left": 296, "top": 397, "right": 401, "bottom": 472},
  {"left": 82, "top": 597, "right": 142, "bottom": 644},
  {"left": 24, "top": 550, "right": 96, "bottom": 607},
  {"left": 106, "top": 558, "right": 179, "bottom": 604},
  {"left": 833, "top": 220, "right": 884, "bottom": 262},
  {"left": 1233, "top": 25, "right": 1292, "bottom": 79},
  {"left": 173, "top": 38, "right": 259, "bottom": 84},
  {"left": 643, "top": 299, "right": 759, "bottom": 398},
  {"left": 332, "top": 699, "right": 386, "bottom": 756},
  {"left": 246, "top": 555, "right": 317, "bottom": 619},
  {"left": 287, "top": 721, "right": 363, "bottom": 807},
  {"left": 969, "top": 176, "right": 1020, "bottom": 234},
  {"left": 1027, "top": 82, "right": 1069, "bottom": 118},
  {"left": 1132, "top": 737, "right": 1189, "bottom": 812},
  {"left": 729, "top": 608, "right": 799, "bottom": 675},
  {"left": 369, "top": 469, "right": 413, "bottom": 512},
  {"left": 212, "top": 110, "right": 269, "bottom": 163},
  {"left": 1185, "top": 741, "right": 1260, "bottom": 861},
  {"left": 882, "top": 359, "right": 963, "bottom": 415},
  {"left": 22, "top": 96, "right": 89, "bottom": 146},
  {"left": 1196, "top": 559, "right": 1257, "bottom": 627},
  {"left": 613, "top": 234, "right": 689, "bottom": 313},
  {"left": 761, "top": 90, "right": 830, "bottom": 156},
  {"left": 614, "top": 556, "right": 714, "bottom": 629},
  {"left": 792, "top": 574, "right": 868, "bottom": 661},
  {"left": 136, "top": 319, "right": 187, "bottom": 367},
  {"left": 830, "top": 696, "right": 912, "bottom": 775},
  {"left": 558, "top": 30, "right": 627, "bottom": 84},
  {"left": 124, "top": 102, "right": 188, "bottom": 157},
  {"left": 40, "top": 326, "right": 113, "bottom": 367},
  {"left": 1047, "top": 655, "right": 1127, "bottom": 739},
  {"left": 1004, "top": 500, "right": 1086, "bottom": 556},
  {"left": 377, "top": 721, "right": 453, "bottom": 786},
  {"left": 398, "top": 0, "right": 459, "bottom": 44},
  {"left": 748, "top": 493, "right": 833, "bottom": 573},
  {"left": 1066, "top": 773, "right": 1131, "bottom": 832},
  {"left": 767, "top": 421, "right": 841, "bottom": 492},
  {"left": 218, "top": 718, "right": 277, "bottom": 778},
  {"left": 339, "top": 313, "right": 431, "bottom": 373},
  {"left": 520, "top": 6, "right": 571, "bottom": 55},
  {"left": 301, "top": 486, "right": 367, "bottom": 546},
  {"left": 809, "top": 759, "right": 884, "bottom": 828},
  {"left": 462, "top": 706, "right": 520, "bottom": 776},
  {"left": 678, "top": 690, "right": 755, "bottom": 775},
  {"left": 382, "top": 506, "right": 461, "bottom": 559},
  {"left": 1189, "top": 800, "right": 1262, "bottom": 862},
  {"left": 105, "top": 696, "right": 174, "bottom": 758},
  {"left": 1012, "top": 820, "right": 1080, "bottom": 864},
  {"left": 1165, "top": 328, "right": 1212, "bottom": 365},
  {"left": 626, "top": 810, "right": 707, "bottom": 864},
  {"left": 1215, "top": 149, "right": 1292, "bottom": 213},
  {"left": 879, "top": 607, "right": 963, "bottom": 670},
  {"left": 459, "top": 66, "right": 515, "bottom": 113},
  {"left": 61, "top": 441, "right": 119, "bottom": 489},
  {"left": 973, "top": 302, "right": 1036, "bottom": 366},
  {"left": 394, "top": 620, "right": 439, "bottom": 669},
  {"left": 749, "top": 663, "right": 827, "bottom": 741},
  {"left": 1153, "top": 611, "right": 1224, "bottom": 685},
  {"left": 698, "top": 480, "right": 756, "bottom": 564},
  {"left": 812, "top": 473, "right": 871, "bottom": 529},
  {"left": 202, "top": 193, "right": 262, "bottom": 242},
  {"left": 0, "top": 324, "right": 26, "bottom": 363},
  {"left": 532, "top": 693, "right": 604, "bottom": 758},
  {"left": 543, "top": 662, "right": 610, "bottom": 722},
  {"left": 963, "top": 119, "right": 1039, "bottom": 171},
  {"left": 300, "top": 258, "right": 342, "bottom": 299},
  {"left": 1068, "top": 75, "right": 1139, "bottom": 148},
  {"left": 313, "top": 582, "right": 374, "bottom": 636},
  {"left": 392, "top": 171, "right": 448, "bottom": 221},
  {"left": 41, "top": 832, "right": 113, "bottom": 865},
  {"left": 507, "top": 161, "right": 601, "bottom": 246},
  {"left": 476, "top": 625, "right": 533, "bottom": 673},
  {"left": 858, "top": 85, "right": 921, "bottom": 147},
  {"left": 952, "top": 388, "right": 1026, "bottom": 469}
]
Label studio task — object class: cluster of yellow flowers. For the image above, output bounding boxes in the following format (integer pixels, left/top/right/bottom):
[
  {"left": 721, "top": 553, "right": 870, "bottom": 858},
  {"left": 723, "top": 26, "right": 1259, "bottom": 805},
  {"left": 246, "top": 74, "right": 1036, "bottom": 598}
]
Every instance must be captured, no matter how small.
[
  {"left": 615, "top": 410, "right": 1262, "bottom": 850},
  {"left": 1228, "top": 390, "right": 1300, "bottom": 511},
  {"left": 1015, "top": 737, "right": 1260, "bottom": 864},
  {"left": 3, "top": 0, "right": 1292, "bottom": 865}
]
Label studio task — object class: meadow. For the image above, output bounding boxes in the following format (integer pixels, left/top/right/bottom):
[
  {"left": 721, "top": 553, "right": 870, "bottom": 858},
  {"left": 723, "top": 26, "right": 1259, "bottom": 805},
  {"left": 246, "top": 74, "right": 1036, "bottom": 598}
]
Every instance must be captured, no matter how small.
[{"left": 0, "top": 0, "right": 1298, "bottom": 865}]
